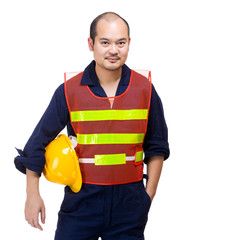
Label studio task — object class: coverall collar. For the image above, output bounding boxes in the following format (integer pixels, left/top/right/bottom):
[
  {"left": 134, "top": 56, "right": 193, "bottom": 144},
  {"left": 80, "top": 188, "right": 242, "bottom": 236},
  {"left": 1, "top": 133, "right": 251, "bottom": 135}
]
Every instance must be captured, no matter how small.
[{"left": 81, "top": 60, "right": 130, "bottom": 86}]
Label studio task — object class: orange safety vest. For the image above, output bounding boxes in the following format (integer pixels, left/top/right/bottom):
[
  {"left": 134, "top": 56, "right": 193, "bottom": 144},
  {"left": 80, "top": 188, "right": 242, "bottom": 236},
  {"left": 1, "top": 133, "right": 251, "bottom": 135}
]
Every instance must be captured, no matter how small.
[{"left": 64, "top": 69, "right": 152, "bottom": 185}]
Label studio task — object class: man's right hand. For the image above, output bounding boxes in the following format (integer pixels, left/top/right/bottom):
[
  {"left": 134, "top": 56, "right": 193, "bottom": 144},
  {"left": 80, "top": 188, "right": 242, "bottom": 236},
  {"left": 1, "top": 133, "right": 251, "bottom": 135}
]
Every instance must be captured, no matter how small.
[
  {"left": 25, "top": 169, "right": 46, "bottom": 231},
  {"left": 25, "top": 194, "right": 45, "bottom": 231}
]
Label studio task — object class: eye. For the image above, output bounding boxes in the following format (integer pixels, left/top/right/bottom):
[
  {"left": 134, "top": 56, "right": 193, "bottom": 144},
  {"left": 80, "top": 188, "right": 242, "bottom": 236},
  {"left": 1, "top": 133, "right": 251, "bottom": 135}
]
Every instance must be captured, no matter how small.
[
  {"left": 101, "top": 41, "right": 109, "bottom": 46},
  {"left": 118, "top": 41, "right": 126, "bottom": 47}
]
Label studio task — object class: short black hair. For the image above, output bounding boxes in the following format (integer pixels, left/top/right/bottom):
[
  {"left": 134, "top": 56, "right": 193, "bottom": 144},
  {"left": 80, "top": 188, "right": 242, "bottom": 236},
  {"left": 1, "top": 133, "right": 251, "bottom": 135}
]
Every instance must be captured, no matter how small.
[{"left": 90, "top": 12, "right": 130, "bottom": 43}]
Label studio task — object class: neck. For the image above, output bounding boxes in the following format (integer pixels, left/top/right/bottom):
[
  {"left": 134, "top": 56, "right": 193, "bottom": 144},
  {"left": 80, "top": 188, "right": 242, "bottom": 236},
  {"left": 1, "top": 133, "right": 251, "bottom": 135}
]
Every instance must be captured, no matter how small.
[{"left": 95, "top": 64, "right": 122, "bottom": 84}]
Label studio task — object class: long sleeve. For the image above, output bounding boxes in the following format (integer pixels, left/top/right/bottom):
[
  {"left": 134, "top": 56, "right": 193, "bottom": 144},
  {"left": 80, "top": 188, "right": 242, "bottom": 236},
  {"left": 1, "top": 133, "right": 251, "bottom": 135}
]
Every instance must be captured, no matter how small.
[
  {"left": 14, "top": 84, "right": 72, "bottom": 175},
  {"left": 143, "top": 84, "right": 170, "bottom": 163}
]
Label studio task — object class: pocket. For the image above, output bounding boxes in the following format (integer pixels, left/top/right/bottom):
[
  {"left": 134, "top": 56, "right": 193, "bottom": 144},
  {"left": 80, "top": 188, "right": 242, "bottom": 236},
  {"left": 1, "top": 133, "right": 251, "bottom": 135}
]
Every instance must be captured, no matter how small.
[
  {"left": 141, "top": 182, "right": 152, "bottom": 209},
  {"left": 143, "top": 189, "right": 152, "bottom": 205},
  {"left": 60, "top": 186, "right": 83, "bottom": 213}
]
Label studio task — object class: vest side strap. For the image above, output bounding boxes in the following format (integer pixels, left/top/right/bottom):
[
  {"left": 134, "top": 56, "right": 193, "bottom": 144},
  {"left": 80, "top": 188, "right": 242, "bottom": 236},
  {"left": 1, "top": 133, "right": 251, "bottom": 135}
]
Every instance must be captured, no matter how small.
[{"left": 79, "top": 155, "right": 136, "bottom": 164}]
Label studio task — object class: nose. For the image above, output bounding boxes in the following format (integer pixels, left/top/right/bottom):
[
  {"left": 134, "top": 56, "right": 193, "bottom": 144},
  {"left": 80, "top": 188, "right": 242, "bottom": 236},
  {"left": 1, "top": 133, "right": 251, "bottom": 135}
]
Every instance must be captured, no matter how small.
[{"left": 109, "top": 44, "right": 118, "bottom": 55}]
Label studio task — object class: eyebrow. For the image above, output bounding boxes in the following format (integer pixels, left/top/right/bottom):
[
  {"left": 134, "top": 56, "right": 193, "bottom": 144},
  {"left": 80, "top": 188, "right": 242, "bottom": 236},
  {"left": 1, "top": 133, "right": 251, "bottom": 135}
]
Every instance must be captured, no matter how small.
[{"left": 99, "top": 37, "right": 127, "bottom": 41}]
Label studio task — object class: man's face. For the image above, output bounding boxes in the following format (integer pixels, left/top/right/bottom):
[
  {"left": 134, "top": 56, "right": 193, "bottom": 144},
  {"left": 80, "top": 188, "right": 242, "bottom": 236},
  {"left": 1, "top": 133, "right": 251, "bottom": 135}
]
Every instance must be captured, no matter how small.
[{"left": 88, "top": 18, "right": 130, "bottom": 72}]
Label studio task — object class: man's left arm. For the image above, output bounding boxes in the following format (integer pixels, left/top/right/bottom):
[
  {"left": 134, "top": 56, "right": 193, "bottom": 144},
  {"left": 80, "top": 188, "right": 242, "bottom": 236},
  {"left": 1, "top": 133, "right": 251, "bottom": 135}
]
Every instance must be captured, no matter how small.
[{"left": 143, "top": 84, "right": 170, "bottom": 201}]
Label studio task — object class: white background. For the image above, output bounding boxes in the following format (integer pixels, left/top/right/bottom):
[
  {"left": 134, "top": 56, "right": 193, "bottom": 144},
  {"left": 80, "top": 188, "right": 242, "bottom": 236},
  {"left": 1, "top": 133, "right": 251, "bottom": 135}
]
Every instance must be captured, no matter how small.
[{"left": 1, "top": 0, "right": 252, "bottom": 239}]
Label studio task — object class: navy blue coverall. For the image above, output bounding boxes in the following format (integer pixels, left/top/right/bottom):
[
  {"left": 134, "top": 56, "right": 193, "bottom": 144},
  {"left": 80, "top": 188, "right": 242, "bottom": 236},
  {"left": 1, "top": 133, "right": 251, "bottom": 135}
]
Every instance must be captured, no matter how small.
[{"left": 15, "top": 61, "right": 170, "bottom": 240}]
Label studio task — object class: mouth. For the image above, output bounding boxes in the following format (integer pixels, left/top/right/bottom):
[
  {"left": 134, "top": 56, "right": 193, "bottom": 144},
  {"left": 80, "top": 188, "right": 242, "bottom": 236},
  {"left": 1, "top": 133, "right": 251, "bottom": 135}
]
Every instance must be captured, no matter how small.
[{"left": 105, "top": 56, "right": 120, "bottom": 63}]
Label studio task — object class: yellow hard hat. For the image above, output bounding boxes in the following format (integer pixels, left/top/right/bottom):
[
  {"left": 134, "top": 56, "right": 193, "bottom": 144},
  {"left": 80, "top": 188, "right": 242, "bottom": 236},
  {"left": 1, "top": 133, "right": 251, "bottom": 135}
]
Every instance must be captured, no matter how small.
[{"left": 43, "top": 134, "right": 82, "bottom": 193}]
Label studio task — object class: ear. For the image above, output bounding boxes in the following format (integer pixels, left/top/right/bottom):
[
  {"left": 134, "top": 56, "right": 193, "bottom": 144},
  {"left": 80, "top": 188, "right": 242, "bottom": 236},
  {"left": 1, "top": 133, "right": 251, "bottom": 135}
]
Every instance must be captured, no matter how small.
[{"left": 88, "top": 37, "right": 94, "bottom": 51}]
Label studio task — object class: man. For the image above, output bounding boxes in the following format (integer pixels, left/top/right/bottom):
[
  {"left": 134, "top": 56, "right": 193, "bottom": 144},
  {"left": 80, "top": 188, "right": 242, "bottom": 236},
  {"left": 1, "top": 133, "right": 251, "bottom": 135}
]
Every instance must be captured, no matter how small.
[{"left": 15, "top": 12, "right": 169, "bottom": 240}]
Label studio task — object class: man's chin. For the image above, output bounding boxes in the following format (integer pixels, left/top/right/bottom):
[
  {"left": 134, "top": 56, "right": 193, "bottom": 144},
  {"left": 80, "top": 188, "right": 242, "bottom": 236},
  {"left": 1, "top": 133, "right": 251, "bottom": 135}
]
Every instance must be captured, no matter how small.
[{"left": 104, "top": 63, "right": 123, "bottom": 71}]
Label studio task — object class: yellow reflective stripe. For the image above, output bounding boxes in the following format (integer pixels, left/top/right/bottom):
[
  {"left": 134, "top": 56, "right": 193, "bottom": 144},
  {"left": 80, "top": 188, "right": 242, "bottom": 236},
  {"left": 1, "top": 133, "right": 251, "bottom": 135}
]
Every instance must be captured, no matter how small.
[
  {"left": 95, "top": 154, "right": 126, "bottom": 165},
  {"left": 135, "top": 151, "right": 144, "bottom": 163},
  {"left": 77, "top": 133, "right": 145, "bottom": 145},
  {"left": 71, "top": 109, "right": 148, "bottom": 122}
]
